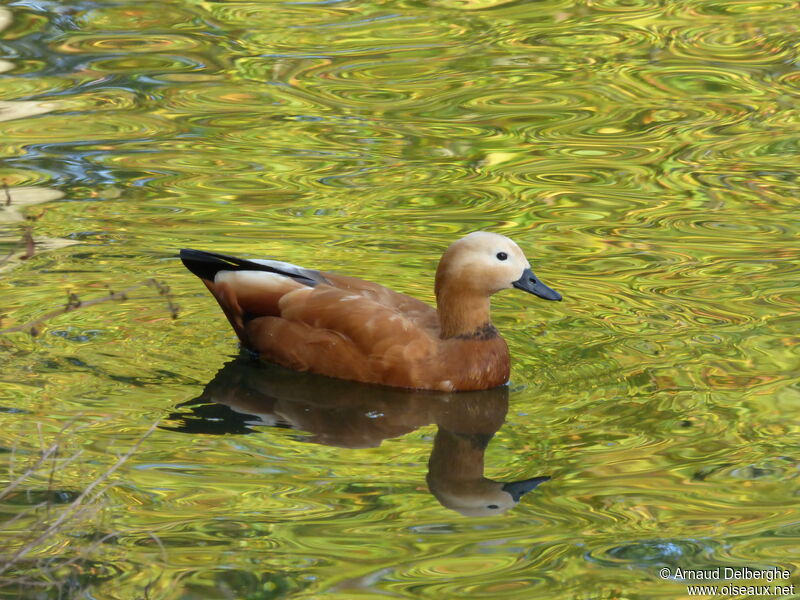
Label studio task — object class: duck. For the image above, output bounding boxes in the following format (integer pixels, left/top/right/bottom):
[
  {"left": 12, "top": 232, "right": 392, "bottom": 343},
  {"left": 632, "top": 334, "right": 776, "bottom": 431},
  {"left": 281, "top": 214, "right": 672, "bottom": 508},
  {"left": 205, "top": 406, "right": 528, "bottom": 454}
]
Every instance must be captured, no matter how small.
[{"left": 180, "top": 231, "right": 561, "bottom": 392}]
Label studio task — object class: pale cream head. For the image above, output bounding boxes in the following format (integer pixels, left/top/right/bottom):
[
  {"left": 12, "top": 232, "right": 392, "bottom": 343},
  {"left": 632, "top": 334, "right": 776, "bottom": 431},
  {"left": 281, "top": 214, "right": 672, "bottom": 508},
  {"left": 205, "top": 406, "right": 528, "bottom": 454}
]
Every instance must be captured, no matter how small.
[
  {"left": 435, "top": 231, "right": 531, "bottom": 297},
  {"left": 429, "top": 482, "right": 521, "bottom": 517}
]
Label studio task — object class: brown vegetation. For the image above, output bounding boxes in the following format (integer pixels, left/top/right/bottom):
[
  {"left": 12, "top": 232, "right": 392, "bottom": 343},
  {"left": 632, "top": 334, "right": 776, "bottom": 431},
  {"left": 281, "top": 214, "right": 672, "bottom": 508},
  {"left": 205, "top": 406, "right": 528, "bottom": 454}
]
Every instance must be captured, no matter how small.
[{"left": 0, "top": 422, "right": 158, "bottom": 595}]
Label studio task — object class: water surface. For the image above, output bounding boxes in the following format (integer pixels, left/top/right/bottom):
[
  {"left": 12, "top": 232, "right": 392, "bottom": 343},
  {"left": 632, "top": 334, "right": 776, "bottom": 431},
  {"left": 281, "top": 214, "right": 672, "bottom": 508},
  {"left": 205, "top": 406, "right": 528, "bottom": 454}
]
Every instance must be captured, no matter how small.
[{"left": 0, "top": 0, "right": 798, "bottom": 598}]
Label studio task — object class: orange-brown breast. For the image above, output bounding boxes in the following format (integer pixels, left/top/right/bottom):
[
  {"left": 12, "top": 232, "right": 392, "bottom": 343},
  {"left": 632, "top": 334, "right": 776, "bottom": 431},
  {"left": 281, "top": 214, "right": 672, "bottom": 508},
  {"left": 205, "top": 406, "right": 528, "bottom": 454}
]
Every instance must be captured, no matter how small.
[{"left": 433, "top": 337, "right": 510, "bottom": 391}]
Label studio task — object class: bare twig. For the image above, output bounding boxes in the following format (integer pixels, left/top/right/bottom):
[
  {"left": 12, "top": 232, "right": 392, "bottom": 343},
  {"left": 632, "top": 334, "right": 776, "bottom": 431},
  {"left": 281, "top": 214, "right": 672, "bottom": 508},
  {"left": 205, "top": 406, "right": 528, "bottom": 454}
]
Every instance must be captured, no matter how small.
[
  {"left": 0, "top": 444, "right": 84, "bottom": 529},
  {"left": 0, "top": 225, "right": 40, "bottom": 269},
  {"left": 0, "top": 444, "right": 59, "bottom": 502},
  {"left": 0, "top": 421, "right": 159, "bottom": 577},
  {"left": 22, "top": 227, "right": 34, "bottom": 260},
  {"left": 0, "top": 233, "right": 26, "bottom": 269},
  {"left": 66, "top": 291, "right": 81, "bottom": 309},
  {"left": 2, "top": 181, "right": 10, "bottom": 206},
  {"left": 35, "top": 423, "right": 45, "bottom": 453},
  {"left": 148, "top": 532, "right": 168, "bottom": 564},
  {"left": 0, "top": 278, "right": 179, "bottom": 336},
  {"left": 151, "top": 279, "right": 180, "bottom": 319},
  {"left": 0, "top": 501, "right": 50, "bottom": 532},
  {"left": 44, "top": 446, "right": 59, "bottom": 522}
]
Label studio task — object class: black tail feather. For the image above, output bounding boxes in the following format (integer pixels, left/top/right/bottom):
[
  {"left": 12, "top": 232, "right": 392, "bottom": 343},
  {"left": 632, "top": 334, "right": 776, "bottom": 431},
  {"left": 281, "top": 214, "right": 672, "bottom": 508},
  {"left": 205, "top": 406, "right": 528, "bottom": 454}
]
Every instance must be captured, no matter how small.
[
  {"left": 179, "top": 249, "right": 321, "bottom": 286},
  {"left": 179, "top": 249, "right": 249, "bottom": 281}
]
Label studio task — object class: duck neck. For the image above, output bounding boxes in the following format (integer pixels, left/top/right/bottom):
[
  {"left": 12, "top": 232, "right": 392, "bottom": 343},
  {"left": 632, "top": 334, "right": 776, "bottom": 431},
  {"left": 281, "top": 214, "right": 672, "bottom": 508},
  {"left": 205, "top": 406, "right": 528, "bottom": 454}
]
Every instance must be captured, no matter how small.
[
  {"left": 436, "top": 286, "right": 493, "bottom": 340},
  {"left": 428, "top": 428, "right": 488, "bottom": 481}
]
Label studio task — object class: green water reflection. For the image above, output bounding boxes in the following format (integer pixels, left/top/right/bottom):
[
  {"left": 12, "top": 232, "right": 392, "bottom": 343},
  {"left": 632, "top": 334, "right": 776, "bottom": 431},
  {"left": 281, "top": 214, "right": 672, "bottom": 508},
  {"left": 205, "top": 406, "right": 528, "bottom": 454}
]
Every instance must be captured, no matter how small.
[
  {"left": 0, "top": 0, "right": 798, "bottom": 597},
  {"left": 169, "top": 359, "right": 551, "bottom": 517}
]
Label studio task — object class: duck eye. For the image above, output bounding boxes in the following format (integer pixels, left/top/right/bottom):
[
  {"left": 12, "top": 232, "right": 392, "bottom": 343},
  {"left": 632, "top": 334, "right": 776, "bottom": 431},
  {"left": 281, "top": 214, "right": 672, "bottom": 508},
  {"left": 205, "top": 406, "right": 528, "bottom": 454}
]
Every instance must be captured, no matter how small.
[
  {"left": 487, "top": 504, "right": 499, "bottom": 509},
  {"left": 496, "top": 252, "right": 508, "bottom": 261}
]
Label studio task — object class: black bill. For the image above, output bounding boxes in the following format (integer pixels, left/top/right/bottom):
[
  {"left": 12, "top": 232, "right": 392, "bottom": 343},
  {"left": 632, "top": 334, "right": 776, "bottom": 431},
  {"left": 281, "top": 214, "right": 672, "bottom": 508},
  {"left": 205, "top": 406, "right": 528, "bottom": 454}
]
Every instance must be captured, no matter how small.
[
  {"left": 512, "top": 268, "right": 562, "bottom": 301},
  {"left": 502, "top": 476, "right": 551, "bottom": 502}
]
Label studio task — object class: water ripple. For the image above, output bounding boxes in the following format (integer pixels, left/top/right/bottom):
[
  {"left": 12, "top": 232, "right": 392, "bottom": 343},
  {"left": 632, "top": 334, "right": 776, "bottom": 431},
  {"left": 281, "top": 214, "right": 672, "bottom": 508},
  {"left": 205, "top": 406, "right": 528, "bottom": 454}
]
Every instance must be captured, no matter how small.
[{"left": 1, "top": 0, "right": 800, "bottom": 598}]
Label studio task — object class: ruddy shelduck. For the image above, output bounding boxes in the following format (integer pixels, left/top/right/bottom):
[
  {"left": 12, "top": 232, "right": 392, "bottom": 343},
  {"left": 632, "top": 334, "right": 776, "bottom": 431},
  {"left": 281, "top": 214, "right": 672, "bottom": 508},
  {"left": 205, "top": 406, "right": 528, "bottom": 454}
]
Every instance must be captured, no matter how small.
[{"left": 180, "top": 232, "right": 561, "bottom": 391}]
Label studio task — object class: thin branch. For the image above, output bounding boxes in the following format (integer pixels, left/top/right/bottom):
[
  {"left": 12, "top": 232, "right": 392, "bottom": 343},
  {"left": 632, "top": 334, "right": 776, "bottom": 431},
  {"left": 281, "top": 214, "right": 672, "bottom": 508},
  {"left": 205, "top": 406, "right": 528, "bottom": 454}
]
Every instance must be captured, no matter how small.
[
  {"left": 1, "top": 185, "right": 46, "bottom": 268},
  {"left": 22, "top": 227, "right": 34, "bottom": 260},
  {"left": 0, "top": 278, "right": 178, "bottom": 336},
  {"left": 148, "top": 531, "right": 168, "bottom": 565},
  {"left": 1, "top": 416, "right": 89, "bottom": 501},
  {"left": 151, "top": 279, "right": 180, "bottom": 319},
  {"left": 44, "top": 447, "right": 58, "bottom": 522},
  {"left": 0, "top": 232, "right": 26, "bottom": 269},
  {"left": 0, "top": 444, "right": 59, "bottom": 502},
  {"left": 0, "top": 501, "right": 50, "bottom": 530},
  {"left": 0, "top": 421, "right": 159, "bottom": 577}
]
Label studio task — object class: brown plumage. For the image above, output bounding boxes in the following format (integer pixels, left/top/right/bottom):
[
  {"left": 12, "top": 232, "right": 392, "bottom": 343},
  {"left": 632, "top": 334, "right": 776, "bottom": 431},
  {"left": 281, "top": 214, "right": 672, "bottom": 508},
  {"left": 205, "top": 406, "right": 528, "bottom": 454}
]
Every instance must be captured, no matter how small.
[{"left": 180, "top": 231, "right": 561, "bottom": 391}]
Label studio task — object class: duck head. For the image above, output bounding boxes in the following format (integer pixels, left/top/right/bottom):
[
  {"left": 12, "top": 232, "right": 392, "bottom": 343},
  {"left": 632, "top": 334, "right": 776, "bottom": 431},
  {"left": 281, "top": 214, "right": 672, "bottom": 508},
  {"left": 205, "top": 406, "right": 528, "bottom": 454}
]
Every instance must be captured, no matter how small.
[
  {"left": 436, "top": 231, "right": 562, "bottom": 300},
  {"left": 427, "top": 475, "right": 551, "bottom": 517},
  {"left": 426, "top": 428, "right": 551, "bottom": 517},
  {"left": 434, "top": 232, "right": 561, "bottom": 338}
]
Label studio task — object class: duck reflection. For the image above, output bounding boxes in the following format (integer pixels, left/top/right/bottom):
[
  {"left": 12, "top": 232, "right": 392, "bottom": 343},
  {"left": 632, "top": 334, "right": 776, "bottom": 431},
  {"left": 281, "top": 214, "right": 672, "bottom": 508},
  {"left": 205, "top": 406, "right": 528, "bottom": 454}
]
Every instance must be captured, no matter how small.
[{"left": 167, "top": 359, "right": 550, "bottom": 516}]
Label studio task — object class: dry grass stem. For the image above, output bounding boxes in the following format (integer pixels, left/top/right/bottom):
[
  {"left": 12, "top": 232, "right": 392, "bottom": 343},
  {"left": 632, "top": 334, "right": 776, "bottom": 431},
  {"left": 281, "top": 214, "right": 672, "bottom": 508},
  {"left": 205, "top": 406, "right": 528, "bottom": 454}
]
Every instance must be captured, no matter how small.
[
  {"left": 0, "top": 421, "right": 159, "bottom": 580},
  {"left": 0, "top": 278, "right": 180, "bottom": 336}
]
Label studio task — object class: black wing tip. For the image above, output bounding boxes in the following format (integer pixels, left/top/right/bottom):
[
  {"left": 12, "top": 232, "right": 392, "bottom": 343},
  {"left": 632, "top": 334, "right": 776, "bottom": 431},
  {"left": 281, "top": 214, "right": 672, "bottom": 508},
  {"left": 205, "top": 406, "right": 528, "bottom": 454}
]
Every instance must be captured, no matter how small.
[
  {"left": 179, "top": 248, "right": 204, "bottom": 262},
  {"left": 180, "top": 248, "right": 233, "bottom": 262},
  {"left": 179, "top": 249, "right": 321, "bottom": 287},
  {"left": 180, "top": 248, "right": 238, "bottom": 281}
]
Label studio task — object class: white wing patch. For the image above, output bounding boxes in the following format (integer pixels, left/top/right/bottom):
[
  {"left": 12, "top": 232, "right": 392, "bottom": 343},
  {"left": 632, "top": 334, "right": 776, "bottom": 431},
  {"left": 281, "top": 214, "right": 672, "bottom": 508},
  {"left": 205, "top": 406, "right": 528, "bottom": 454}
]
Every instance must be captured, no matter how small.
[{"left": 215, "top": 270, "right": 289, "bottom": 287}]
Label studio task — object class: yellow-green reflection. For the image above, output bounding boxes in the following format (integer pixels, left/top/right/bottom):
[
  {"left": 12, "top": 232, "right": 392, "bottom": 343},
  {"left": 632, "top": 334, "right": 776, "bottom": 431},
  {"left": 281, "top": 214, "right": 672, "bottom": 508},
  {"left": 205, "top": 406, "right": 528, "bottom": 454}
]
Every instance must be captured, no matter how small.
[{"left": 0, "top": 0, "right": 798, "bottom": 597}]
